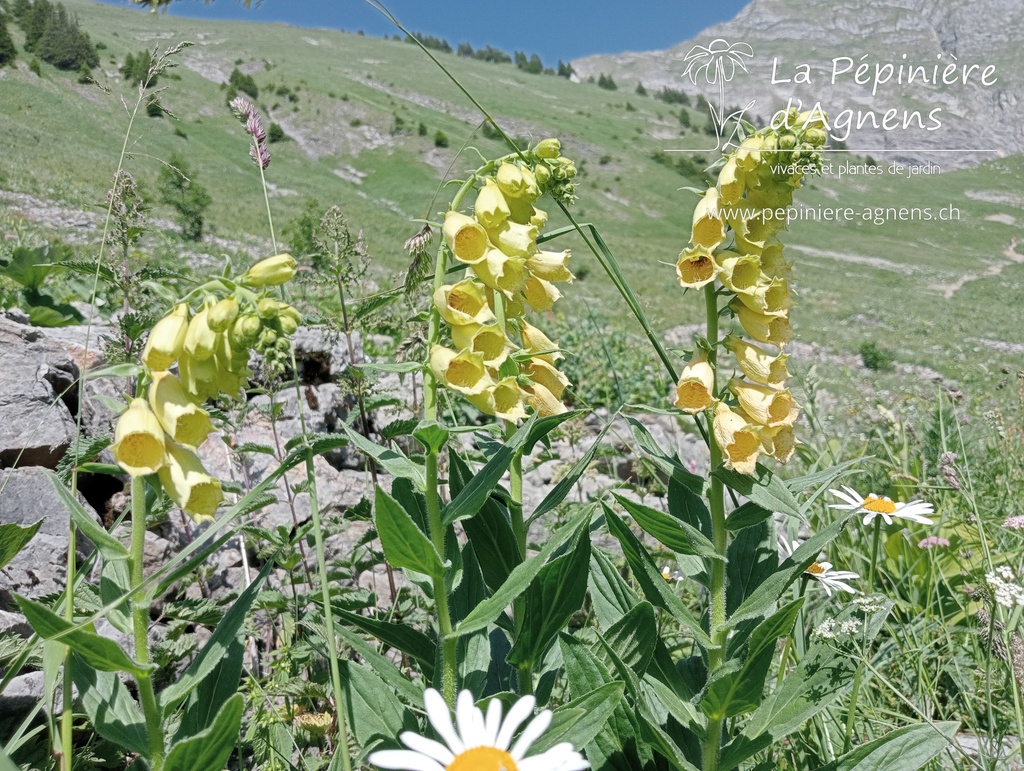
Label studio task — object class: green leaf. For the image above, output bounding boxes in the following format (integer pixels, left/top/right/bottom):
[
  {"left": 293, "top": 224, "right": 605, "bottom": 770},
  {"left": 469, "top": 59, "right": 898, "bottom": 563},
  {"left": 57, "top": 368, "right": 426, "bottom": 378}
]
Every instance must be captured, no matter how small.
[
  {"left": 818, "top": 722, "right": 959, "bottom": 771},
  {"left": 340, "top": 661, "right": 415, "bottom": 752},
  {"left": 342, "top": 426, "right": 425, "bottom": 489},
  {"left": 71, "top": 653, "right": 149, "bottom": 758},
  {"left": 161, "top": 560, "right": 274, "bottom": 719},
  {"left": 523, "top": 409, "right": 586, "bottom": 454},
  {"left": 667, "top": 474, "right": 712, "bottom": 539},
  {"left": 724, "top": 501, "right": 774, "bottom": 531},
  {"left": 725, "top": 518, "right": 776, "bottom": 616},
  {"left": 700, "top": 599, "right": 802, "bottom": 720},
  {"left": 86, "top": 363, "right": 144, "bottom": 380},
  {"left": 530, "top": 682, "right": 626, "bottom": 755},
  {"left": 337, "top": 608, "right": 436, "bottom": 681},
  {"left": 508, "top": 530, "right": 591, "bottom": 668},
  {"left": 0, "top": 520, "right": 42, "bottom": 571},
  {"left": 454, "top": 508, "right": 592, "bottom": 639},
  {"left": 17, "top": 596, "right": 146, "bottom": 677},
  {"left": 374, "top": 485, "right": 443, "bottom": 577},
  {"left": 601, "top": 601, "right": 658, "bottom": 677},
  {"left": 163, "top": 694, "right": 243, "bottom": 771},
  {"left": 357, "top": 360, "right": 423, "bottom": 373},
  {"left": 528, "top": 417, "right": 613, "bottom": 525},
  {"left": 729, "top": 514, "right": 851, "bottom": 626},
  {"left": 712, "top": 463, "right": 802, "bottom": 520},
  {"left": 412, "top": 420, "right": 449, "bottom": 454},
  {"left": 614, "top": 494, "right": 720, "bottom": 560},
  {"left": 332, "top": 625, "right": 422, "bottom": 705},
  {"left": 588, "top": 549, "right": 642, "bottom": 629},
  {"left": 627, "top": 417, "right": 704, "bottom": 494},
  {"left": 3, "top": 245, "right": 56, "bottom": 290},
  {"left": 603, "top": 505, "right": 712, "bottom": 650}
]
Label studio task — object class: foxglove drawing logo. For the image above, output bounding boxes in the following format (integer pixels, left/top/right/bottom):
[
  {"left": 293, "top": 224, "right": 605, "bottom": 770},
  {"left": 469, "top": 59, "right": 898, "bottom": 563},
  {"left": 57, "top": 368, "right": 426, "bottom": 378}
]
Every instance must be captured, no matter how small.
[{"left": 683, "top": 38, "right": 755, "bottom": 151}]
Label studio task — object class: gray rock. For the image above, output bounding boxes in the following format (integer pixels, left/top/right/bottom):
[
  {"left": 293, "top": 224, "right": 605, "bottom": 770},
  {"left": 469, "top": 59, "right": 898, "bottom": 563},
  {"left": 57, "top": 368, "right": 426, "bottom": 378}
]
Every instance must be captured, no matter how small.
[
  {"left": 0, "top": 467, "right": 100, "bottom": 605},
  {"left": 0, "top": 318, "right": 81, "bottom": 468},
  {"left": 0, "top": 671, "right": 45, "bottom": 714}
]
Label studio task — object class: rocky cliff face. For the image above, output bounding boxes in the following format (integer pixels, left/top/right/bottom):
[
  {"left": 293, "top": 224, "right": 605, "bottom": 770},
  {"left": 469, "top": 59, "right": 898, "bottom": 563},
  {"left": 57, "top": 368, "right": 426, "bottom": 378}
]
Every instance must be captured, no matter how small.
[{"left": 572, "top": 0, "right": 1023, "bottom": 168}]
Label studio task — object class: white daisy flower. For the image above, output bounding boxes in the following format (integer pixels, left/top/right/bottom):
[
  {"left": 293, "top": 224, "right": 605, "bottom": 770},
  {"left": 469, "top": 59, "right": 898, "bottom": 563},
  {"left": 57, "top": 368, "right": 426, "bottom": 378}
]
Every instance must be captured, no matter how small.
[
  {"left": 805, "top": 561, "right": 860, "bottom": 596},
  {"left": 661, "top": 565, "right": 683, "bottom": 582},
  {"left": 829, "top": 485, "right": 934, "bottom": 526},
  {"left": 369, "top": 688, "right": 589, "bottom": 771}
]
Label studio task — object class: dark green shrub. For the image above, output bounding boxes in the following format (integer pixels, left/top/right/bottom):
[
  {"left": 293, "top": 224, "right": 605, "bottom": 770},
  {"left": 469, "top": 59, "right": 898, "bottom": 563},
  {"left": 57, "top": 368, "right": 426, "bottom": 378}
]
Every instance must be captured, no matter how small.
[
  {"left": 28, "top": 54, "right": 40, "bottom": 75},
  {"left": 121, "top": 48, "right": 155, "bottom": 87},
  {"left": 158, "top": 152, "right": 212, "bottom": 242},
  {"left": 0, "top": 16, "right": 15, "bottom": 66},
  {"left": 433, "top": 130, "right": 449, "bottom": 148},
  {"left": 860, "top": 341, "right": 895, "bottom": 371},
  {"left": 597, "top": 73, "right": 617, "bottom": 90},
  {"left": 267, "top": 122, "right": 285, "bottom": 143},
  {"left": 228, "top": 66, "right": 258, "bottom": 99},
  {"left": 418, "top": 122, "right": 427, "bottom": 136},
  {"left": 635, "top": 81, "right": 647, "bottom": 96}
]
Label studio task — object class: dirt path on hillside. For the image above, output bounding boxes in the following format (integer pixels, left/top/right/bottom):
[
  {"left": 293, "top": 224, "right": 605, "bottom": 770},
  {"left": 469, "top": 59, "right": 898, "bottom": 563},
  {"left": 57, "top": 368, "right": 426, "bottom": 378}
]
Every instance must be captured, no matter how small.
[{"left": 930, "top": 237, "right": 1024, "bottom": 298}]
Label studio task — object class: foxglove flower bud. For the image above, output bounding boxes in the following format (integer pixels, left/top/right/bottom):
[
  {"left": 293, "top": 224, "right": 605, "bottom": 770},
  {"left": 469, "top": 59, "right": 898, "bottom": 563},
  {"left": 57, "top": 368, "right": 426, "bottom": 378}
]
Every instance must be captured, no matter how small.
[{"left": 242, "top": 254, "right": 296, "bottom": 287}]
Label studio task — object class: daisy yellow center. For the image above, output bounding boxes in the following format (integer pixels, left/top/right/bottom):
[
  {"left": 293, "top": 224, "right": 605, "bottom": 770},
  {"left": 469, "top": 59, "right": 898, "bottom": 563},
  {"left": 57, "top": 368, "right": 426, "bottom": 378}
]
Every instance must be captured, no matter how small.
[
  {"left": 447, "top": 747, "right": 518, "bottom": 771},
  {"left": 806, "top": 562, "right": 825, "bottom": 575},
  {"left": 863, "top": 495, "right": 896, "bottom": 515}
]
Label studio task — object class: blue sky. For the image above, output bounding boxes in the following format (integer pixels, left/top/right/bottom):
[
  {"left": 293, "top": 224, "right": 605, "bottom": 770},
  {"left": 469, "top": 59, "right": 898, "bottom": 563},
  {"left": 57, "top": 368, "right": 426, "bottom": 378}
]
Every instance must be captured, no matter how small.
[{"left": 96, "top": 0, "right": 751, "bottom": 64}]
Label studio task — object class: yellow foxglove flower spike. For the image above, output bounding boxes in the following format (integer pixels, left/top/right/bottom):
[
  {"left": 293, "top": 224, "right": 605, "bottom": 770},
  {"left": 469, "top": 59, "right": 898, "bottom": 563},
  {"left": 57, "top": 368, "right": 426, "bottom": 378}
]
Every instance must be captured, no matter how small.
[
  {"left": 690, "top": 187, "right": 726, "bottom": 250},
  {"left": 468, "top": 377, "right": 529, "bottom": 422},
  {"left": 159, "top": 442, "right": 224, "bottom": 523},
  {"left": 673, "top": 348, "right": 717, "bottom": 414},
  {"left": 520, "top": 321, "right": 563, "bottom": 364},
  {"left": 526, "top": 359, "right": 570, "bottom": 400},
  {"left": 676, "top": 246, "right": 717, "bottom": 289},
  {"left": 443, "top": 211, "right": 490, "bottom": 265},
  {"left": 717, "top": 252, "right": 763, "bottom": 295},
  {"left": 729, "top": 379, "right": 800, "bottom": 427},
  {"left": 451, "top": 323, "right": 514, "bottom": 367},
  {"left": 734, "top": 277, "right": 793, "bottom": 317},
  {"left": 525, "top": 382, "right": 568, "bottom": 417},
  {"left": 525, "top": 250, "right": 574, "bottom": 283},
  {"left": 142, "top": 303, "right": 189, "bottom": 372},
  {"left": 486, "top": 220, "right": 539, "bottom": 259},
  {"left": 474, "top": 179, "right": 511, "bottom": 229},
  {"left": 434, "top": 279, "right": 497, "bottom": 326},
  {"left": 713, "top": 402, "right": 762, "bottom": 475},
  {"left": 429, "top": 346, "right": 494, "bottom": 396},
  {"left": 111, "top": 398, "right": 166, "bottom": 478},
  {"left": 184, "top": 304, "right": 218, "bottom": 361},
  {"left": 733, "top": 301, "right": 792, "bottom": 348},
  {"left": 723, "top": 335, "right": 790, "bottom": 388},
  {"left": 758, "top": 239, "right": 793, "bottom": 279},
  {"left": 149, "top": 371, "right": 214, "bottom": 449},
  {"left": 522, "top": 275, "right": 562, "bottom": 312},
  {"left": 241, "top": 253, "right": 296, "bottom": 287}
]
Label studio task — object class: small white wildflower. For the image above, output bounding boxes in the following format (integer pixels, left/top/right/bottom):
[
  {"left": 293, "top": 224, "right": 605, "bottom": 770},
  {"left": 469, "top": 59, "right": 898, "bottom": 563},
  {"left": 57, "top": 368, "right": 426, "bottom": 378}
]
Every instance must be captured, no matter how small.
[
  {"left": 986, "top": 566, "right": 1024, "bottom": 609},
  {"left": 829, "top": 485, "right": 934, "bottom": 526},
  {"left": 852, "top": 596, "right": 886, "bottom": 614},
  {"left": 813, "top": 618, "right": 838, "bottom": 640},
  {"left": 839, "top": 619, "right": 862, "bottom": 636}
]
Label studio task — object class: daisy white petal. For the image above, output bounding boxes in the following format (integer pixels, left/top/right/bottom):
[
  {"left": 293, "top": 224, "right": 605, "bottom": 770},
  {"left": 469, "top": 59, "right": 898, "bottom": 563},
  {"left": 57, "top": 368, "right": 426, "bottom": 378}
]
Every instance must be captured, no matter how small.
[
  {"left": 828, "top": 485, "right": 863, "bottom": 509},
  {"left": 892, "top": 499, "right": 934, "bottom": 525},
  {"left": 423, "top": 688, "right": 465, "bottom": 754},
  {"left": 495, "top": 694, "right": 536, "bottom": 750},
  {"left": 398, "top": 732, "right": 455, "bottom": 765},
  {"left": 482, "top": 698, "right": 503, "bottom": 747},
  {"left": 510, "top": 710, "right": 552, "bottom": 760},
  {"left": 367, "top": 749, "right": 445, "bottom": 771},
  {"left": 806, "top": 560, "right": 860, "bottom": 596},
  {"left": 455, "top": 690, "right": 482, "bottom": 748}
]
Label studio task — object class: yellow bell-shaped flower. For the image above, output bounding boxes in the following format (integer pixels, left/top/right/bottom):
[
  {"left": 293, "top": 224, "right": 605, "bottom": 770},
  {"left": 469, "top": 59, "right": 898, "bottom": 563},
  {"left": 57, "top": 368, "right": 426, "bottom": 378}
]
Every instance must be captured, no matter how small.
[
  {"left": 525, "top": 359, "right": 569, "bottom": 400},
  {"left": 434, "top": 279, "right": 497, "bottom": 327},
  {"left": 712, "top": 402, "right": 762, "bottom": 475},
  {"left": 496, "top": 162, "right": 530, "bottom": 199},
  {"left": 184, "top": 304, "right": 218, "bottom": 362},
  {"left": 486, "top": 220, "right": 538, "bottom": 259},
  {"left": 733, "top": 301, "right": 792, "bottom": 348},
  {"left": 149, "top": 371, "right": 213, "bottom": 449},
  {"left": 467, "top": 377, "right": 529, "bottom": 422},
  {"left": 691, "top": 187, "right": 726, "bottom": 250},
  {"left": 142, "top": 304, "right": 189, "bottom": 372},
  {"left": 111, "top": 398, "right": 166, "bottom": 478},
  {"left": 473, "top": 249, "right": 526, "bottom": 298},
  {"left": 758, "top": 239, "right": 793, "bottom": 279},
  {"left": 717, "top": 156, "right": 745, "bottom": 205},
  {"left": 158, "top": 442, "right": 224, "bottom": 523},
  {"left": 207, "top": 296, "right": 239, "bottom": 333},
  {"left": 760, "top": 424, "right": 796, "bottom": 464},
  {"left": 519, "top": 320, "right": 563, "bottom": 364},
  {"left": 241, "top": 253, "right": 296, "bottom": 287},
  {"left": 734, "top": 277, "right": 792, "bottom": 317},
  {"left": 178, "top": 350, "right": 219, "bottom": 402},
  {"left": 525, "top": 382, "right": 568, "bottom": 417},
  {"left": 474, "top": 179, "right": 511, "bottom": 229},
  {"left": 443, "top": 211, "right": 490, "bottom": 265},
  {"left": 522, "top": 275, "right": 562, "bottom": 312},
  {"left": 729, "top": 378, "right": 800, "bottom": 427},
  {"left": 716, "top": 252, "right": 762, "bottom": 295},
  {"left": 525, "top": 250, "right": 573, "bottom": 283},
  {"left": 676, "top": 246, "right": 718, "bottom": 289},
  {"left": 723, "top": 335, "right": 790, "bottom": 388},
  {"left": 452, "top": 323, "right": 514, "bottom": 367},
  {"left": 429, "top": 346, "right": 494, "bottom": 396},
  {"left": 673, "top": 348, "right": 716, "bottom": 414}
]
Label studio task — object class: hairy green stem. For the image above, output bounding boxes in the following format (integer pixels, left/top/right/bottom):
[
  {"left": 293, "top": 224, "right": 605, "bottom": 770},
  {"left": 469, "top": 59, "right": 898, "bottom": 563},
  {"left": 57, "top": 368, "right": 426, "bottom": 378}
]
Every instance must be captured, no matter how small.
[
  {"left": 703, "top": 284, "right": 727, "bottom": 771},
  {"left": 131, "top": 477, "right": 165, "bottom": 769},
  {"left": 505, "top": 422, "right": 531, "bottom": 694},
  {"left": 426, "top": 451, "right": 458, "bottom": 704}
]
